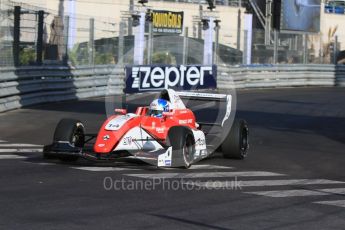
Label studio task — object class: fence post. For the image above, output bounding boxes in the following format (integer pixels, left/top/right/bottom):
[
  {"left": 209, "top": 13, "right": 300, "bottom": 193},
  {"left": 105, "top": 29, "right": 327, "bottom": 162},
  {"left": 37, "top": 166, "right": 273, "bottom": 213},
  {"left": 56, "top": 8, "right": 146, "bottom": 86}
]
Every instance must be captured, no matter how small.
[
  {"left": 273, "top": 30, "right": 278, "bottom": 64},
  {"left": 243, "top": 30, "right": 248, "bottom": 65},
  {"left": 198, "top": 5, "right": 203, "bottom": 39},
  {"left": 89, "top": 18, "right": 95, "bottom": 66},
  {"left": 303, "top": 34, "right": 308, "bottom": 64},
  {"left": 36, "top": 10, "right": 44, "bottom": 65},
  {"left": 63, "top": 16, "right": 70, "bottom": 65},
  {"left": 319, "top": 34, "right": 323, "bottom": 64},
  {"left": 183, "top": 27, "right": 189, "bottom": 65},
  {"left": 334, "top": 35, "right": 338, "bottom": 65},
  {"left": 13, "top": 6, "right": 21, "bottom": 66},
  {"left": 214, "top": 25, "right": 220, "bottom": 65},
  {"left": 147, "top": 22, "right": 153, "bottom": 65},
  {"left": 237, "top": 7, "right": 241, "bottom": 51},
  {"left": 128, "top": 0, "right": 134, "bottom": 36},
  {"left": 118, "top": 21, "right": 125, "bottom": 66}
]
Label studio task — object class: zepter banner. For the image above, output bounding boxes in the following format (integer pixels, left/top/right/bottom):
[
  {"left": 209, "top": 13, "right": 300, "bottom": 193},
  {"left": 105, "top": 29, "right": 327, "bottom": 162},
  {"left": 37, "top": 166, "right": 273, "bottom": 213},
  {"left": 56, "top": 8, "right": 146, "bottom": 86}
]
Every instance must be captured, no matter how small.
[{"left": 124, "top": 65, "right": 217, "bottom": 93}]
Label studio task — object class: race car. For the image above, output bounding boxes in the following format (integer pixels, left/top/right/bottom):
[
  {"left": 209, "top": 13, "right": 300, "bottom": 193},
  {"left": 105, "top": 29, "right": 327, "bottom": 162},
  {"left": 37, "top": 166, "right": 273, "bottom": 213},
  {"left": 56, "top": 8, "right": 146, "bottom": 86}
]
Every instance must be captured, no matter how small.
[{"left": 43, "top": 89, "right": 249, "bottom": 168}]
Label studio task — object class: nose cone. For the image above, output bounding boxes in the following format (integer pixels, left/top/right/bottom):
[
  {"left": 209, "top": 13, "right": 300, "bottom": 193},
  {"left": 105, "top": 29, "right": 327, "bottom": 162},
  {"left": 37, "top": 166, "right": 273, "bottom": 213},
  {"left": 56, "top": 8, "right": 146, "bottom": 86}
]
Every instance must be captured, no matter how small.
[{"left": 94, "top": 132, "right": 118, "bottom": 154}]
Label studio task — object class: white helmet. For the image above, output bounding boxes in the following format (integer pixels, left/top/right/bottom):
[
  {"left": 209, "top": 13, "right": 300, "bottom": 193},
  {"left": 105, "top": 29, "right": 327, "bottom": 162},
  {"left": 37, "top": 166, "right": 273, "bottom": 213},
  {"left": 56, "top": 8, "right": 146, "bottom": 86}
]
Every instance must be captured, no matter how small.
[{"left": 149, "top": 99, "right": 171, "bottom": 118}]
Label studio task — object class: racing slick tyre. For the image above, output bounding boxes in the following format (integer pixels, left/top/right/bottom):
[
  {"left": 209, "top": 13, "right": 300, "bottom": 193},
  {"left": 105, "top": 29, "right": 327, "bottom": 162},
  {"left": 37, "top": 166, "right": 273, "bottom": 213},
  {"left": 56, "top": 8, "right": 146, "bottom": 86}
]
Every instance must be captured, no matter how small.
[
  {"left": 222, "top": 119, "right": 249, "bottom": 159},
  {"left": 53, "top": 119, "right": 85, "bottom": 162},
  {"left": 167, "top": 126, "right": 195, "bottom": 169}
]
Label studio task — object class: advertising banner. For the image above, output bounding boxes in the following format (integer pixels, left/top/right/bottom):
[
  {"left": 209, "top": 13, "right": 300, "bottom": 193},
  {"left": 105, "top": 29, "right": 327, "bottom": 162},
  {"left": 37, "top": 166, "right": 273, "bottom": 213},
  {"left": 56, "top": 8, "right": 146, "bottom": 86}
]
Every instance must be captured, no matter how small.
[
  {"left": 125, "top": 65, "right": 217, "bottom": 93},
  {"left": 151, "top": 10, "right": 184, "bottom": 34}
]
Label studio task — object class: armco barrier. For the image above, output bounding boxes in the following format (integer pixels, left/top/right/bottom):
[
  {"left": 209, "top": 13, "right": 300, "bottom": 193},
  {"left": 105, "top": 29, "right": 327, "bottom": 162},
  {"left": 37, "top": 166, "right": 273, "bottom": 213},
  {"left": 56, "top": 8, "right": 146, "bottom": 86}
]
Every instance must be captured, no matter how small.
[
  {"left": 1, "top": 64, "right": 345, "bottom": 113},
  {"left": 0, "top": 65, "right": 124, "bottom": 113},
  {"left": 217, "top": 64, "right": 345, "bottom": 90}
]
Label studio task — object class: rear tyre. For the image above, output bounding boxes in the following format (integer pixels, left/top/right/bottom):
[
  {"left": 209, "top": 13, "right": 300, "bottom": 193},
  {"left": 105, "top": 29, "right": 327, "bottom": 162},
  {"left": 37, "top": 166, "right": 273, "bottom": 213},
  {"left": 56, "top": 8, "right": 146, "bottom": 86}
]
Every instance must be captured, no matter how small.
[
  {"left": 222, "top": 119, "right": 249, "bottom": 159},
  {"left": 168, "top": 127, "right": 195, "bottom": 169},
  {"left": 53, "top": 119, "right": 85, "bottom": 162}
]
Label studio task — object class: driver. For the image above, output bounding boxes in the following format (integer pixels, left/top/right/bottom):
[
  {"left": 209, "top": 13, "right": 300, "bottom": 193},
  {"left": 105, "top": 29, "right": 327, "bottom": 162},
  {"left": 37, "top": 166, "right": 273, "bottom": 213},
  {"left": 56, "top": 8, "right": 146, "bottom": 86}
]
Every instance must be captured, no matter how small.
[{"left": 149, "top": 99, "right": 171, "bottom": 118}]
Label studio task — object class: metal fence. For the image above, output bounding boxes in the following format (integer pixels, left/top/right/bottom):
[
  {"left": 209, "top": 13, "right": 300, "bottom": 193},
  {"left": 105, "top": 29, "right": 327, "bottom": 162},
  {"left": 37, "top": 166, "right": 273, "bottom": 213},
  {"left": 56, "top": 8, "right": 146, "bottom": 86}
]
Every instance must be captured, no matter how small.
[
  {"left": 0, "top": 0, "right": 343, "bottom": 68},
  {"left": 0, "top": 1, "right": 121, "bottom": 67},
  {"left": 251, "top": 29, "right": 343, "bottom": 65}
]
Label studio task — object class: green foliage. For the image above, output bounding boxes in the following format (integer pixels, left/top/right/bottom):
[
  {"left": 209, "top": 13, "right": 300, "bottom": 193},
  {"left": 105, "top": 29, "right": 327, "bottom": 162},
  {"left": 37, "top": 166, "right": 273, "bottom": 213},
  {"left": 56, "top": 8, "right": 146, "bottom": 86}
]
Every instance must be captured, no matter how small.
[
  {"left": 68, "top": 44, "right": 89, "bottom": 66},
  {"left": 152, "top": 51, "right": 176, "bottom": 65},
  {"left": 20, "top": 48, "right": 36, "bottom": 65},
  {"left": 68, "top": 44, "right": 115, "bottom": 66},
  {"left": 94, "top": 52, "right": 114, "bottom": 65}
]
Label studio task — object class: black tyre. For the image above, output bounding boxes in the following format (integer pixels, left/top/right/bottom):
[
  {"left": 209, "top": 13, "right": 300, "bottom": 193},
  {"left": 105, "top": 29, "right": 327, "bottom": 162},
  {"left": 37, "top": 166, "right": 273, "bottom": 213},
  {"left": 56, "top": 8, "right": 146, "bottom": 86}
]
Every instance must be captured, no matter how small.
[
  {"left": 222, "top": 119, "right": 249, "bottom": 159},
  {"left": 167, "top": 126, "right": 195, "bottom": 169},
  {"left": 53, "top": 119, "right": 85, "bottom": 162}
]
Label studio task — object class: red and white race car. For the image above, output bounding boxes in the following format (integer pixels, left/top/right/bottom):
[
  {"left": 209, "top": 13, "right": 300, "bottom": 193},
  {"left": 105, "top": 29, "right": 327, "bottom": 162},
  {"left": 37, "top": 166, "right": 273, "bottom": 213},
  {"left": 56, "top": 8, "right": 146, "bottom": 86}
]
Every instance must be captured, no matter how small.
[{"left": 43, "top": 89, "right": 249, "bottom": 168}]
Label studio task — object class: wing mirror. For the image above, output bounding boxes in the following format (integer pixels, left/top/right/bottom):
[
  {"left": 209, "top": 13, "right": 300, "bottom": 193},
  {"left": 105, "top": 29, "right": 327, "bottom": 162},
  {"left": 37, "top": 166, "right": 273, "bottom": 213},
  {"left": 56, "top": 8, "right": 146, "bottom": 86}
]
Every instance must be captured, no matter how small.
[{"left": 114, "top": 109, "right": 127, "bottom": 115}]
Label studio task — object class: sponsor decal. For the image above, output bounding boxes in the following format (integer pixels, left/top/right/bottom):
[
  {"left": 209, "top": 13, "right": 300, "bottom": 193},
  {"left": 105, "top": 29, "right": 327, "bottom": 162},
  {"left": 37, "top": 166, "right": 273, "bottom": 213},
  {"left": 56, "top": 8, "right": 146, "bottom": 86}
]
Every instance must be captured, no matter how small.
[
  {"left": 123, "top": 137, "right": 133, "bottom": 146},
  {"left": 125, "top": 65, "right": 217, "bottom": 93},
  {"left": 98, "top": 144, "right": 105, "bottom": 147},
  {"left": 156, "top": 127, "right": 165, "bottom": 134},
  {"left": 105, "top": 114, "right": 137, "bottom": 131},
  {"left": 103, "top": 135, "right": 110, "bottom": 141},
  {"left": 195, "top": 138, "right": 206, "bottom": 147},
  {"left": 165, "top": 160, "right": 172, "bottom": 166},
  {"left": 151, "top": 10, "right": 184, "bottom": 34},
  {"left": 179, "top": 119, "right": 193, "bottom": 125}
]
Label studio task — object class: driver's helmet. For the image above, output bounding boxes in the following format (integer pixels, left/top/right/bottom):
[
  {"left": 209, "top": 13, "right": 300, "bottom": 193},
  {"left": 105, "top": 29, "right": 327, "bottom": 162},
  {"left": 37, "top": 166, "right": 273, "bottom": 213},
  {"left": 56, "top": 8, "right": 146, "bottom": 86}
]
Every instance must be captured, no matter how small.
[{"left": 149, "top": 99, "right": 171, "bottom": 118}]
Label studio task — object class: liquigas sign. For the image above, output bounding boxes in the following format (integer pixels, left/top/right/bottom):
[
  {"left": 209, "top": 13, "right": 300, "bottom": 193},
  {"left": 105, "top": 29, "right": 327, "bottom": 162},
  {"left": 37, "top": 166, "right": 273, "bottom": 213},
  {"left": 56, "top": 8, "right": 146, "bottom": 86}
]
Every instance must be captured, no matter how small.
[
  {"left": 151, "top": 10, "right": 184, "bottom": 34},
  {"left": 125, "top": 65, "right": 217, "bottom": 93}
]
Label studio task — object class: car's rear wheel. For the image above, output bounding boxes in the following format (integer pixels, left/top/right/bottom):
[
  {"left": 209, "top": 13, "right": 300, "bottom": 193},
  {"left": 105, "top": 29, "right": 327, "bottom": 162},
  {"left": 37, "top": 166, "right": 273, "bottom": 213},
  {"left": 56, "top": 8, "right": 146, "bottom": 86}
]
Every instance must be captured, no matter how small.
[
  {"left": 53, "top": 118, "right": 85, "bottom": 162},
  {"left": 168, "top": 126, "right": 195, "bottom": 169},
  {"left": 222, "top": 119, "right": 249, "bottom": 159}
]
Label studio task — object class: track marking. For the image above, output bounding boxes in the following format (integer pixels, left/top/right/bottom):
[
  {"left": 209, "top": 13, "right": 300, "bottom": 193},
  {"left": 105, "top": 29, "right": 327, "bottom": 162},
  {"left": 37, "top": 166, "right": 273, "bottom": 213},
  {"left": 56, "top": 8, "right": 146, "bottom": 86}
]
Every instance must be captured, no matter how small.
[
  {"left": 0, "top": 155, "right": 28, "bottom": 160},
  {"left": 314, "top": 200, "right": 345, "bottom": 208},
  {"left": 189, "top": 165, "right": 234, "bottom": 170},
  {"left": 0, "top": 140, "right": 7, "bottom": 143},
  {"left": 71, "top": 166, "right": 139, "bottom": 172},
  {"left": 245, "top": 190, "right": 328, "bottom": 198},
  {"left": 0, "top": 143, "right": 43, "bottom": 148},
  {"left": 23, "top": 161, "right": 57, "bottom": 166},
  {"left": 245, "top": 188, "right": 345, "bottom": 198},
  {"left": 0, "top": 149, "right": 42, "bottom": 153},
  {"left": 185, "top": 179, "right": 345, "bottom": 189},
  {"left": 125, "top": 171, "right": 285, "bottom": 179}
]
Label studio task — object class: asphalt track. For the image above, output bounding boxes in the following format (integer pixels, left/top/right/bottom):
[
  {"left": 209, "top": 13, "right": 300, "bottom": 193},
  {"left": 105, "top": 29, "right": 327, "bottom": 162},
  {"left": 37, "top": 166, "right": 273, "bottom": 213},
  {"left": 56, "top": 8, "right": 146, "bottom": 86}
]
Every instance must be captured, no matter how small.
[{"left": 0, "top": 87, "right": 345, "bottom": 229}]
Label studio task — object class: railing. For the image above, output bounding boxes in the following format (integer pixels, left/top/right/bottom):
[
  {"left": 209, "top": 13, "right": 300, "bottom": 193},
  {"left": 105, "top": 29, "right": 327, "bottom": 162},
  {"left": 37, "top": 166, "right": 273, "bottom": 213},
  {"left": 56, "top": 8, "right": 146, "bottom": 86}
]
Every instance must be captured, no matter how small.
[
  {"left": 1, "top": 64, "right": 345, "bottom": 113},
  {"left": 0, "top": 65, "right": 124, "bottom": 112},
  {"left": 218, "top": 64, "right": 345, "bottom": 89}
]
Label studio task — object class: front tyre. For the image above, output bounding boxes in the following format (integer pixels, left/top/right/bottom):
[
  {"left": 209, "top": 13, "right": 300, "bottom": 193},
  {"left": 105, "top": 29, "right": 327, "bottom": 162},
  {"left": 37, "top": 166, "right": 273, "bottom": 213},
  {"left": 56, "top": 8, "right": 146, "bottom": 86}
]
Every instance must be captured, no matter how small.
[
  {"left": 168, "top": 127, "right": 195, "bottom": 169},
  {"left": 222, "top": 119, "right": 249, "bottom": 159},
  {"left": 53, "top": 118, "right": 85, "bottom": 162}
]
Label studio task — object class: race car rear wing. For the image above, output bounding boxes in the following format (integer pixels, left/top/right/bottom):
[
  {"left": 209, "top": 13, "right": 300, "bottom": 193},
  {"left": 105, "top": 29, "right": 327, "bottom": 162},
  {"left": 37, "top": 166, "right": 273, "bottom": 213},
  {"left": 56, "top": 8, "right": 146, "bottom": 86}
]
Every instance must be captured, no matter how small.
[{"left": 175, "top": 91, "right": 232, "bottom": 128}]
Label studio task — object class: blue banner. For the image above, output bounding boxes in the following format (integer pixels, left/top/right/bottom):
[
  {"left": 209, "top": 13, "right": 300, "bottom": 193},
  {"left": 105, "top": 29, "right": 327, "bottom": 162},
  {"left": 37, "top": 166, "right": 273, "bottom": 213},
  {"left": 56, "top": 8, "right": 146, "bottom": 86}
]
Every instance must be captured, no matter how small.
[{"left": 124, "top": 65, "right": 217, "bottom": 94}]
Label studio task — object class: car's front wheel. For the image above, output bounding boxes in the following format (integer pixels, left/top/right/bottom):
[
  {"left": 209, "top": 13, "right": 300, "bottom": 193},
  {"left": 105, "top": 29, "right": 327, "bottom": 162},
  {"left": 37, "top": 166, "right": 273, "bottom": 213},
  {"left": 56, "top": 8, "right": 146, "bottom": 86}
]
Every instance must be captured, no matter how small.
[
  {"left": 52, "top": 118, "right": 85, "bottom": 162},
  {"left": 168, "top": 126, "right": 195, "bottom": 169}
]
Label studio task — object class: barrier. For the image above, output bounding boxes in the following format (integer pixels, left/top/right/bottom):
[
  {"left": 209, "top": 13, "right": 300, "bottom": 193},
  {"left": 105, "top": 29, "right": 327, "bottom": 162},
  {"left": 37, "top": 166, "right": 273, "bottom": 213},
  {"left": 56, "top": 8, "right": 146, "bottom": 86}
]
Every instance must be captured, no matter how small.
[
  {"left": 218, "top": 64, "right": 345, "bottom": 89},
  {"left": 0, "top": 65, "right": 124, "bottom": 113},
  {"left": 1, "top": 64, "right": 345, "bottom": 113}
]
